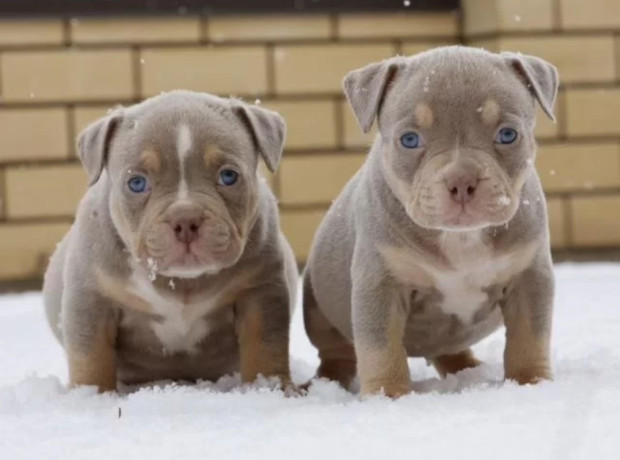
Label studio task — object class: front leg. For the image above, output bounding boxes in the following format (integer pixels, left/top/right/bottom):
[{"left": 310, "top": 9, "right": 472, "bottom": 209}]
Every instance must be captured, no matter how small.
[
  {"left": 61, "top": 291, "right": 118, "bottom": 392},
  {"left": 352, "top": 270, "right": 411, "bottom": 398},
  {"left": 235, "top": 290, "right": 292, "bottom": 387},
  {"left": 501, "top": 258, "right": 554, "bottom": 384}
]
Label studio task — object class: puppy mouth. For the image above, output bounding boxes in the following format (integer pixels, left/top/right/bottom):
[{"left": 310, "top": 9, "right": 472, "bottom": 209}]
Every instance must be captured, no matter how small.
[
  {"left": 408, "top": 193, "right": 516, "bottom": 231},
  {"left": 139, "top": 224, "right": 243, "bottom": 279}
]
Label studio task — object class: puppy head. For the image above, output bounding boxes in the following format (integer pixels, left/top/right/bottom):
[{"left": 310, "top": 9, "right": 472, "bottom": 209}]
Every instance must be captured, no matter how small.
[
  {"left": 77, "top": 91, "right": 285, "bottom": 278},
  {"left": 344, "top": 46, "right": 558, "bottom": 231}
]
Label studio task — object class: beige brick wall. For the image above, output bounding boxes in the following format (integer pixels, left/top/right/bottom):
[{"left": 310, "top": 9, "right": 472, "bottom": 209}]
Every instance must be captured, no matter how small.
[
  {"left": 0, "top": 4, "right": 618, "bottom": 282},
  {"left": 463, "top": 0, "right": 620, "bottom": 254}
]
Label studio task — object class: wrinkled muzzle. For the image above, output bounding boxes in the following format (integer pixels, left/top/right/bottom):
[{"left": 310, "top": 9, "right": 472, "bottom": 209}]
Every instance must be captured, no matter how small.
[
  {"left": 407, "top": 156, "right": 521, "bottom": 231},
  {"left": 137, "top": 201, "right": 244, "bottom": 278}
]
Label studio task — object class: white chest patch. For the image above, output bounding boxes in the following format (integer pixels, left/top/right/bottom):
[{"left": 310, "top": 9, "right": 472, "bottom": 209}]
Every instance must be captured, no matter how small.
[
  {"left": 176, "top": 123, "right": 193, "bottom": 200},
  {"left": 431, "top": 232, "right": 526, "bottom": 323},
  {"left": 380, "top": 233, "right": 536, "bottom": 325},
  {"left": 127, "top": 271, "right": 219, "bottom": 355}
]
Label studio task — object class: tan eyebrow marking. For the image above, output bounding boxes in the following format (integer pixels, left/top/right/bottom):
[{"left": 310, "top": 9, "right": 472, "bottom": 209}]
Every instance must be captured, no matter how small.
[
  {"left": 140, "top": 148, "right": 161, "bottom": 173},
  {"left": 203, "top": 144, "right": 227, "bottom": 167},
  {"left": 414, "top": 103, "right": 434, "bottom": 129},
  {"left": 480, "top": 98, "right": 500, "bottom": 125}
]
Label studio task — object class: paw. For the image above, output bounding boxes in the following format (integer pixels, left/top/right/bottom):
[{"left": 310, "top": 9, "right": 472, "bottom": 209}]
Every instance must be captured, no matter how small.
[
  {"left": 361, "top": 380, "right": 412, "bottom": 398},
  {"left": 506, "top": 367, "right": 552, "bottom": 385}
]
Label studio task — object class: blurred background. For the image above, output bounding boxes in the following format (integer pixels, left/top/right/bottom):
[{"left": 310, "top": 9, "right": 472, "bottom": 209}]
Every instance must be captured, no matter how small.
[{"left": 0, "top": 0, "right": 618, "bottom": 288}]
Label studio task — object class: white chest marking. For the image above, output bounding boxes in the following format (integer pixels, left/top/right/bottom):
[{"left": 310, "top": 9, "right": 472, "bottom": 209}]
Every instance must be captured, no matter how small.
[
  {"left": 176, "top": 123, "right": 192, "bottom": 201},
  {"left": 432, "top": 232, "right": 496, "bottom": 323},
  {"left": 381, "top": 233, "right": 535, "bottom": 325},
  {"left": 127, "top": 270, "right": 218, "bottom": 355},
  {"left": 432, "top": 231, "right": 526, "bottom": 323}
]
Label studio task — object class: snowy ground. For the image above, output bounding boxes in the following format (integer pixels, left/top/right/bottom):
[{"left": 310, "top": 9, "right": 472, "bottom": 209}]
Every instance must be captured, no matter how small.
[{"left": 0, "top": 264, "right": 619, "bottom": 460}]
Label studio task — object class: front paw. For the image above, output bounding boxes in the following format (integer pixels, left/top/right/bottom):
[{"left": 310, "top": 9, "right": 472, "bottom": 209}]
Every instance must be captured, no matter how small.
[
  {"left": 361, "top": 379, "right": 412, "bottom": 398},
  {"left": 506, "top": 367, "right": 552, "bottom": 385}
]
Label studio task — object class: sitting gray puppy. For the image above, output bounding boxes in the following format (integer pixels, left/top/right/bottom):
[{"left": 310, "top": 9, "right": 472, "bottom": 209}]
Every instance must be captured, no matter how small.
[
  {"left": 44, "top": 91, "right": 297, "bottom": 392},
  {"left": 303, "top": 46, "right": 559, "bottom": 397}
]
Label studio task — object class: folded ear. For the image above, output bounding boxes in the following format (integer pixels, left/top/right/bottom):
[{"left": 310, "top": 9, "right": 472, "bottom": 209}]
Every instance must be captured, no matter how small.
[
  {"left": 502, "top": 52, "right": 559, "bottom": 121},
  {"left": 342, "top": 57, "right": 403, "bottom": 133},
  {"left": 77, "top": 109, "right": 123, "bottom": 185},
  {"left": 233, "top": 102, "right": 286, "bottom": 173}
]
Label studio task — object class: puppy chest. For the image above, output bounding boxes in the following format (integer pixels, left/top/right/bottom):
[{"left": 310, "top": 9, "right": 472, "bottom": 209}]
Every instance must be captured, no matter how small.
[{"left": 382, "top": 246, "right": 515, "bottom": 324}]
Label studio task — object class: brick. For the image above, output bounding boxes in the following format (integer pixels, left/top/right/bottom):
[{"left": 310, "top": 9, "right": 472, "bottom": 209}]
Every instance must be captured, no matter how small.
[
  {"left": 274, "top": 44, "right": 396, "bottom": 94},
  {"left": 400, "top": 41, "right": 457, "bottom": 57},
  {"left": 462, "top": 0, "right": 553, "bottom": 35},
  {"left": 617, "top": 36, "right": 620, "bottom": 82},
  {"left": 566, "top": 88, "right": 620, "bottom": 137},
  {"left": 140, "top": 47, "right": 267, "bottom": 97},
  {"left": 0, "top": 109, "right": 69, "bottom": 162},
  {"left": 263, "top": 100, "right": 337, "bottom": 150},
  {"left": 0, "top": 20, "right": 64, "bottom": 45},
  {"left": 5, "top": 164, "right": 87, "bottom": 219},
  {"left": 280, "top": 209, "right": 326, "bottom": 261},
  {"left": 0, "top": 222, "right": 70, "bottom": 280},
  {"left": 208, "top": 15, "right": 330, "bottom": 41},
  {"left": 537, "top": 143, "right": 620, "bottom": 192},
  {"left": 560, "top": 0, "right": 620, "bottom": 29},
  {"left": 279, "top": 153, "right": 365, "bottom": 205},
  {"left": 70, "top": 17, "right": 201, "bottom": 44},
  {"left": 570, "top": 196, "right": 620, "bottom": 246},
  {"left": 1, "top": 50, "right": 134, "bottom": 103},
  {"left": 546, "top": 197, "right": 567, "bottom": 248},
  {"left": 0, "top": 169, "right": 5, "bottom": 218},
  {"left": 342, "top": 100, "right": 377, "bottom": 148},
  {"left": 495, "top": 35, "right": 616, "bottom": 84},
  {"left": 338, "top": 13, "right": 458, "bottom": 39}
]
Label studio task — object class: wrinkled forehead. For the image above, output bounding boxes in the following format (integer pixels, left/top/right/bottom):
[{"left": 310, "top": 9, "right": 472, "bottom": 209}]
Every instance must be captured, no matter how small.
[
  {"left": 382, "top": 50, "right": 534, "bottom": 129},
  {"left": 112, "top": 106, "right": 254, "bottom": 174}
]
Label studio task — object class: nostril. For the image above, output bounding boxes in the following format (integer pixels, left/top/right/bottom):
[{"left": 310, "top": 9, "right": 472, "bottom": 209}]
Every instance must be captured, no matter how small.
[
  {"left": 189, "top": 223, "right": 199, "bottom": 233},
  {"left": 174, "top": 224, "right": 183, "bottom": 234},
  {"left": 450, "top": 187, "right": 458, "bottom": 196},
  {"left": 466, "top": 185, "right": 476, "bottom": 195}
]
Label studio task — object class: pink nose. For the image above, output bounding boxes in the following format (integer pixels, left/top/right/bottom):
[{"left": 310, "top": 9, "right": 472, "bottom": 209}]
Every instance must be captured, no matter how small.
[
  {"left": 171, "top": 215, "right": 203, "bottom": 244},
  {"left": 446, "top": 175, "right": 479, "bottom": 204}
]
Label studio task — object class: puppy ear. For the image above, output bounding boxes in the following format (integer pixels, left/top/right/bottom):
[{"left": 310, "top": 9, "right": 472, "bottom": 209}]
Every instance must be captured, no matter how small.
[
  {"left": 343, "top": 57, "right": 402, "bottom": 133},
  {"left": 77, "top": 109, "right": 123, "bottom": 185},
  {"left": 233, "top": 103, "right": 286, "bottom": 173},
  {"left": 502, "top": 52, "right": 559, "bottom": 121}
]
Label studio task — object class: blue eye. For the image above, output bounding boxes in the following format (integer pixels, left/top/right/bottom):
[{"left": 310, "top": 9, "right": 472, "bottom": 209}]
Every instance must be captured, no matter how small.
[
  {"left": 219, "top": 169, "right": 238, "bottom": 186},
  {"left": 127, "top": 175, "right": 149, "bottom": 193},
  {"left": 496, "top": 128, "right": 518, "bottom": 144},
  {"left": 400, "top": 132, "right": 421, "bottom": 149}
]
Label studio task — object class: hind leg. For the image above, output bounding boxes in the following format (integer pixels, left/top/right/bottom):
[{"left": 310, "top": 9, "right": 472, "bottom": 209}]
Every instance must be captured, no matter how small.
[
  {"left": 432, "top": 348, "right": 481, "bottom": 378},
  {"left": 303, "top": 272, "right": 357, "bottom": 389}
]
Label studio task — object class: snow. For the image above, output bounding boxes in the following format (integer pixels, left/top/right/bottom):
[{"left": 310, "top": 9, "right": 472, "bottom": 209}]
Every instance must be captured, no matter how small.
[{"left": 1, "top": 264, "right": 620, "bottom": 459}]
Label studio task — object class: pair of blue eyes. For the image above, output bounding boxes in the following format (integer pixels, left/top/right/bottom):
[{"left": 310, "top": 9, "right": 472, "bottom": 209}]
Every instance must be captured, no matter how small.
[
  {"left": 127, "top": 169, "right": 239, "bottom": 193},
  {"left": 399, "top": 128, "right": 518, "bottom": 149}
]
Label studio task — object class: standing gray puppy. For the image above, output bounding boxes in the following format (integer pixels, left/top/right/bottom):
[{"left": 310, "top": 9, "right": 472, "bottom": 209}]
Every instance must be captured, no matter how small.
[
  {"left": 44, "top": 91, "right": 297, "bottom": 392},
  {"left": 303, "top": 46, "right": 559, "bottom": 397}
]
